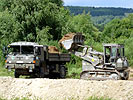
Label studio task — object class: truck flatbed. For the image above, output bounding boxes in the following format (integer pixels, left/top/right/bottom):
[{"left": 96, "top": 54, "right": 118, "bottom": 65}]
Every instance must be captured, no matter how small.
[{"left": 48, "top": 53, "right": 71, "bottom": 62}]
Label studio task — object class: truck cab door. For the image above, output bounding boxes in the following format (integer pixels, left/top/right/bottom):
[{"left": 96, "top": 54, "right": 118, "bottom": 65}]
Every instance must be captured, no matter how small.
[
  {"left": 35, "top": 46, "right": 44, "bottom": 65},
  {"left": 39, "top": 47, "right": 44, "bottom": 61}
]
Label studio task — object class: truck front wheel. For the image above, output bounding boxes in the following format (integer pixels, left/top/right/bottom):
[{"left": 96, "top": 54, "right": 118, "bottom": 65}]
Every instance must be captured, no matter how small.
[{"left": 14, "top": 70, "right": 20, "bottom": 78}]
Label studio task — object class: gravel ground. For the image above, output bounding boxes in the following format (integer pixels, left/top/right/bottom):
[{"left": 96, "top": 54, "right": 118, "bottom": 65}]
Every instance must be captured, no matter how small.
[{"left": 0, "top": 77, "right": 133, "bottom": 100}]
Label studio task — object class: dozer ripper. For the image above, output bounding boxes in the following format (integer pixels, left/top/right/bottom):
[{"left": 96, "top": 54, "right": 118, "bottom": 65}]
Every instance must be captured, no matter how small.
[{"left": 59, "top": 33, "right": 129, "bottom": 80}]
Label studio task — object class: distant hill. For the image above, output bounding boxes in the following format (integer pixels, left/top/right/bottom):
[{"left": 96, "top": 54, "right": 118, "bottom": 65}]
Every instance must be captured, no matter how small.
[{"left": 65, "top": 6, "right": 133, "bottom": 16}]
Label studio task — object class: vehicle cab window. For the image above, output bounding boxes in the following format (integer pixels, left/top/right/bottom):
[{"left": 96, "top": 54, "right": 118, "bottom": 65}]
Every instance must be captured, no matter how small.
[{"left": 35, "top": 47, "right": 41, "bottom": 55}]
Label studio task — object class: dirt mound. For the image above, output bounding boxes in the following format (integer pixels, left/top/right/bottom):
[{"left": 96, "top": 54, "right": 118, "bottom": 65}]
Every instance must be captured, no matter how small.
[
  {"left": 58, "top": 33, "right": 76, "bottom": 49},
  {"left": 59, "top": 33, "right": 76, "bottom": 48},
  {"left": 0, "top": 77, "right": 133, "bottom": 100},
  {"left": 59, "top": 33, "right": 76, "bottom": 44},
  {"left": 48, "top": 46, "right": 59, "bottom": 53},
  {"left": 59, "top": 32, "right": 85, "bottom": 50}
]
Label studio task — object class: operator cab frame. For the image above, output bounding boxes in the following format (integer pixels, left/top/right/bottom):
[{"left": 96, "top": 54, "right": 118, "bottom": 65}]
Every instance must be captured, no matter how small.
[{"left": 103, "top": 44, "right": 125, "bottom": 65}]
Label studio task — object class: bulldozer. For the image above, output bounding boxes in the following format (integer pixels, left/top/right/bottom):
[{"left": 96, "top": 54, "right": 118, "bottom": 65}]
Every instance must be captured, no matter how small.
[{"left": 59, "top": 33, "right": 129, "bottom": 80}]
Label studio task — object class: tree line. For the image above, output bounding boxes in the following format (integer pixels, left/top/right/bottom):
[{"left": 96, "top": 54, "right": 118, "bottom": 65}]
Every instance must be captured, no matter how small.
[{"left": 66, "top": 6, "right": 133, "bottom": 16}]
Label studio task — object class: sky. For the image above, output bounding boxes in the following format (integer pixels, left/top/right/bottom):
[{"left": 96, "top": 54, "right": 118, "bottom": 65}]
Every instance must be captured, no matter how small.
[{"left": 63, "top": 0, "right": 133, "bottom": 8}]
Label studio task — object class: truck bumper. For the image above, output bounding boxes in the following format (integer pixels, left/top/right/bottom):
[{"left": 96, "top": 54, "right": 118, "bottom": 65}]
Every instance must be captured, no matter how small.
[{"left": 5, "top": 64, "right": 35, "bottom": 69}]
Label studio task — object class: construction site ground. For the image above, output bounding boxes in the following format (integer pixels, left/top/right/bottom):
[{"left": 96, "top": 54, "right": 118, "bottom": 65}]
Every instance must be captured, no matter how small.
[{"left": 0, "top": 68, "right": 133, "bottom": 100}]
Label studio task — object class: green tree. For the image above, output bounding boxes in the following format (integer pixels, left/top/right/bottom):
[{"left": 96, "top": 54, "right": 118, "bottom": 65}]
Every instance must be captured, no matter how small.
[
  {"left": 0, "top": 11, "right": 20, "bottom": 47},
  {"left": 0, "top": 0, "right": 69, "bottom": 44},
  {"left": 102, "top": 14, "right": 133, "bottom": 42}
]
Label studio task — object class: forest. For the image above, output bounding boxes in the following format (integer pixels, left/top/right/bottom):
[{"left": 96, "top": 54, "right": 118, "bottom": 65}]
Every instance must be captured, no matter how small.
[
  {"left": 65, "top": 6, "right": 133, "bottom": 16},
  {"left": 66, "top": 6, "right": 133, "bottom": 31},
  {"left": 0, "top": 0, "right": 133, "bottom": 78}
]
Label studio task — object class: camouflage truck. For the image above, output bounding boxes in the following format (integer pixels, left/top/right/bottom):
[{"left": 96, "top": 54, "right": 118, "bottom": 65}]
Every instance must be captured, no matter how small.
[{"left": 5, "top": 42, "right": 70, "bottom": 78}]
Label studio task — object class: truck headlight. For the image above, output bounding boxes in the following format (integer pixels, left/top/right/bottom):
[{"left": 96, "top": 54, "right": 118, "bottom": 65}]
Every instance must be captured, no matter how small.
[
  {"left": 29, "top": 66, "right": 33, "bottom": 72},
  {"left": 5, "top": 60, "right": 12, "bottom": 63},
  {"left": 9, "top": 61, "right": 12, "bottom": 63}
]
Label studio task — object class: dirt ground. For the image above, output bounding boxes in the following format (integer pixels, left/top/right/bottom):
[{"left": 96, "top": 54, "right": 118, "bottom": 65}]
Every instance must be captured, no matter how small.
[
  {"left": 0, "top": 68, "right": 133, "bottom": 100},
  {"left": 129, "top": 67, "right": 133, "bottom": 80},
  {"left": 0, "top": 76, "right": 133, "bottom": 100}
]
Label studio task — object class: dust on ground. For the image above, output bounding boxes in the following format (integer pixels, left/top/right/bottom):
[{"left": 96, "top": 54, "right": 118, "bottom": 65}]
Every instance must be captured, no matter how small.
[{"left": 0, "top": 77, "right": 133, "bottom": 100}]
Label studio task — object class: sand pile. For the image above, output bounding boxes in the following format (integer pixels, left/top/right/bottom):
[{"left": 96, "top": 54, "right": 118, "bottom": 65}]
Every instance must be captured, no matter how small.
[
  {"left": 0, "top": 77, "right": 133, "bottom": 100},
  {"left": 48, "top": 46, "right": 59, "bottom": 53},
  {"left": 59, "top": 33, "right": 76, "bottom": 44}
]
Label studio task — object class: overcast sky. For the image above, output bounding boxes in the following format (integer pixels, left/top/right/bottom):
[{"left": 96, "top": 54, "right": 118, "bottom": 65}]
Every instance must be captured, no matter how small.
[{"left": 63, "top": 0, "right": 133, "bottom": 8}]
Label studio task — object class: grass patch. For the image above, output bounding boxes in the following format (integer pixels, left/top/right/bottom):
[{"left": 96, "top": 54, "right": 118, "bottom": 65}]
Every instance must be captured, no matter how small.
[
  {"left": 66, "top": 54, "right": 82, "bottom": 79},
  {"left": 0, "top": 97, "right": 31, "bottom": 100},
  {"left": 13, "top": 98, "right": 31, "bottom": 100},
  {"left": 87, "top": 96, "right": 112, "bottom": 100},
  {"left": 0, "top": 63, "right": 14, "bottom": 77}
]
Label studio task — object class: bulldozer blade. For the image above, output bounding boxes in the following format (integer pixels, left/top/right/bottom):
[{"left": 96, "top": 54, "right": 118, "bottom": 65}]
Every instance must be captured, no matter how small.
[{"left": 59, "top": 33, "right": 85, "bottom": 51}]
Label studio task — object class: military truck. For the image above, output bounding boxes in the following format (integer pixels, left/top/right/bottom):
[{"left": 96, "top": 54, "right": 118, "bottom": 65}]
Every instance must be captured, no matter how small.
[{"left": 5, "top": 42, "right": 70, "bottom": 78}]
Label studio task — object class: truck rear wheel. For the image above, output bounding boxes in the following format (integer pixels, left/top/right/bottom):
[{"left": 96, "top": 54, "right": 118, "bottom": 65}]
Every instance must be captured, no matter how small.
[
  {"left": 59, "top": 66, "right": 66, "bottom": 79},
  {"left": 14, "top": 70, "right": 20, "bottom": 78},
  {"left": 39, "top": 67, "right": 45, "bottom": 78}
]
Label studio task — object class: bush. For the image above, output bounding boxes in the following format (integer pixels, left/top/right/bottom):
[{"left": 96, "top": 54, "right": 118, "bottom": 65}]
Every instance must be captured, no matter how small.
[{"left": 66, "top": 54, "right": 82, "bottom": 79}]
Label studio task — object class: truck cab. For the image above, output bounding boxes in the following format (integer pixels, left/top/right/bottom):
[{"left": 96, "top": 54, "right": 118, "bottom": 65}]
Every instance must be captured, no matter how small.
[{"left": 5, "top": 42, "right": 37, "bottom": 72}]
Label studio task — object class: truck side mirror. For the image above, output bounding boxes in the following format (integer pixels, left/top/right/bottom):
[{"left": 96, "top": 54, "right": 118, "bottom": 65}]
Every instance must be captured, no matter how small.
[
  {"left": 3, "top": 46, "right": 6, "bottom": 53},
  {"left": 35, "top": 47, "right": 38, "bottom": 54},
  {"left": 3, "top": 46, "right": 7, "bottom": 57}
]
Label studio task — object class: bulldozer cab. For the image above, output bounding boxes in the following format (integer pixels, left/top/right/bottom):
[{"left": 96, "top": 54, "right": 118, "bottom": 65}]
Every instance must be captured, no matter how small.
[{"left": 103, "top": 44, "right": 125, "bottom": 64}]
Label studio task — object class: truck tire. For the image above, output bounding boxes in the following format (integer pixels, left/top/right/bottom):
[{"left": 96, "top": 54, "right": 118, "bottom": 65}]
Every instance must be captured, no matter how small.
[
  {"left": 39, "top": 67, "right": 45, "bottom": 78},
  {"left": 59, "top": 66, "right": 66, "bottom": 79},
  {"left": 14, "top": 70, "right": 20, "bottom": 78}
]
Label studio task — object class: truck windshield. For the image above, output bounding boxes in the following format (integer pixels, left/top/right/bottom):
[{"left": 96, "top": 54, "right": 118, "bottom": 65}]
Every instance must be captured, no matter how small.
[
  {"left": 8, "top": 46, "right": 20, "bottom": 54},
  {"left": 21, "top": 46, "right": 34, "bottom": 54}
]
